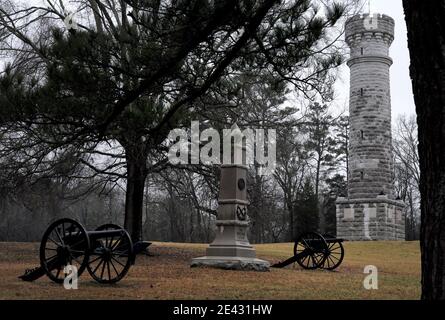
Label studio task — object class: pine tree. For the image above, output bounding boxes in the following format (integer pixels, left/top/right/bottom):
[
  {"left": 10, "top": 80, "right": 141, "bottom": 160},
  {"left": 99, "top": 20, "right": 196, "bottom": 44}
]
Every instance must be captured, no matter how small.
[{"left": 294, "top": 178, "right": 319, "bottom": 236}]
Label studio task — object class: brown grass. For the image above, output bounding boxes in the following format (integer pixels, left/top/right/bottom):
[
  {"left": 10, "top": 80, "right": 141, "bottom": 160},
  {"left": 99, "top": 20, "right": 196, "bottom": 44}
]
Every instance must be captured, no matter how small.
[{"left": 0, "top": 241, "right": 420, "bottom": 300}]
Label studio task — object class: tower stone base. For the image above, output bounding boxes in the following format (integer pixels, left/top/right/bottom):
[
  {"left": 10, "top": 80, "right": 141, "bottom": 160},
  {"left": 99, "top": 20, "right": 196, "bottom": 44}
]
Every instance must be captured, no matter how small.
[{"left": 336, "top": 195, "right": 405, "bottom": 241}]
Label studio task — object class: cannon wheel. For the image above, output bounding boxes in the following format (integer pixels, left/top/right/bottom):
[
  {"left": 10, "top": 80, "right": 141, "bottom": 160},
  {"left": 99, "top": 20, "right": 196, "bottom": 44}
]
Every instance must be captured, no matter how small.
[
  {"left": 322, "top": 234, "right": 345, "bottom": 271},
  {"left": 293, "top": 232, "right": 328, "bottom": 270},
  {"left": 86, "top": 224, "right": 134, "bottom": 284},
  {"left": 39, "top": 218, "right": 90, "bottom": 283}
]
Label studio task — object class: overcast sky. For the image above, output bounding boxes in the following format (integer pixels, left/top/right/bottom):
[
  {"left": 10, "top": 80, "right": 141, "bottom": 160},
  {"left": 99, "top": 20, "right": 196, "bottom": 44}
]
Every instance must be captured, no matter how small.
[{"left": 333, "top": 0, "right": 416, "bottom": 119}]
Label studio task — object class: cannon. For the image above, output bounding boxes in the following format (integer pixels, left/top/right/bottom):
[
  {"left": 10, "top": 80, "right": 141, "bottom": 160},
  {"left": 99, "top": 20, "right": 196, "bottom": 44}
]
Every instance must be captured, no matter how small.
[
  {"left": 272, "top": 232, "right": 345, "bottom": 271},
  {"left": 19, "top": 218, "right": 150, "bottom": 284}
]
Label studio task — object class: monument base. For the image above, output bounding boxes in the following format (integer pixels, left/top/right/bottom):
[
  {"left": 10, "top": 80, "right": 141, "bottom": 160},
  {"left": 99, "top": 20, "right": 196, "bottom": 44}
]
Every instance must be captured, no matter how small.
[
  {"left": 191, "top": 256, "right": 270, "bottom": 272},
  {"left": 190, "top": 220, "right": 270, "bottom": 272},
  {"left": 336, "top": 195, "right": 405, "bottom": 241}
]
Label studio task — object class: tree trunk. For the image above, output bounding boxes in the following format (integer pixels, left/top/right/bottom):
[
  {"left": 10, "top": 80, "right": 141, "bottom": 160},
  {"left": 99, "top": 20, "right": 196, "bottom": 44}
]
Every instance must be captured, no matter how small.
[
  {"left": 189, "top": 206, "right": 194, "bottom": 242},
  {"left": 403, "top": 0, "right": 445, "bottom": 300},
  {"left": 315, "top": 155, "right": 323, "bottom": 233},
  {"left": 124, "top": 144, "right": 148, "bottom": 242},
  {"left": 285, "top": 195, "right": 294, "bottom": 241},
  {"left": 197, "top": 207, "right": 202, "bottom": 242},
  {"left": 345, "top": 124, "right": 349, "bottom": 189},
  {"left": 408, "top": 188, "right": 415, "bottom": 241}
]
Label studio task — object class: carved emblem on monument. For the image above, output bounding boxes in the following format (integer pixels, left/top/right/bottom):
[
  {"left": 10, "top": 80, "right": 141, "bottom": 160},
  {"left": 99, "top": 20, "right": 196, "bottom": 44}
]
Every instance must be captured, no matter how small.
[
  {"left": 236, "top": 205, "right": 247, "bottom": 221},
  {"left": 237, "top": 178, "right": 245, "bottom": 191}
]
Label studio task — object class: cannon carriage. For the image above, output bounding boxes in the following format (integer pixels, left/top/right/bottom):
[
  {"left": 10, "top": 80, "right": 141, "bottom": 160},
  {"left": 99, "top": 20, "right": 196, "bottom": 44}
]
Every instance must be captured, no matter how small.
[
  {"left": 20, "top": 218, "right": 143, "bottom": 284},
  {"left": 272, "top": 232, "right": 345, "bottom": 271}
]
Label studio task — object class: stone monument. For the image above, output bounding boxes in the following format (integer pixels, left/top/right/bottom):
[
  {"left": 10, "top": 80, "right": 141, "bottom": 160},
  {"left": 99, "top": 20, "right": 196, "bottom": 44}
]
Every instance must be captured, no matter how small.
[
  {"left": 191, "top": 126, "right": 270, "bottom": 271},
  {"left": 336, "top": 13, "right": 405, "bottom": 241}
]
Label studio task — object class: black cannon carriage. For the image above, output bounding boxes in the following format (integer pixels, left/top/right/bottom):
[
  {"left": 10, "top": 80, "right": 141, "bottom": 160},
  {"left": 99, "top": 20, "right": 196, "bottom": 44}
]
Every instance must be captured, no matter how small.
[
  {"left": 20, "top": 218, "right": 149, "bottom": 284},
  {"left": 272, "top": 232, "right": 345, "bottom": 270}
]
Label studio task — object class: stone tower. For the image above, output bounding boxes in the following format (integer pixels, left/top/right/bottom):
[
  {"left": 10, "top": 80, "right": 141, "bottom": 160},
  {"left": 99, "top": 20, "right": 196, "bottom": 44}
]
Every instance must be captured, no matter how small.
[{"left": 336, "top": 13, "right": 405, "bottom": 241}]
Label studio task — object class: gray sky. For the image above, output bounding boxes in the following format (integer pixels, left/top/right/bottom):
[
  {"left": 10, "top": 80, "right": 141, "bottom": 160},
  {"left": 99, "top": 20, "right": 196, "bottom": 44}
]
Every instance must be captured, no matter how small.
[{"left": 333, "top": 0, "right": 416, "bottom": 119}]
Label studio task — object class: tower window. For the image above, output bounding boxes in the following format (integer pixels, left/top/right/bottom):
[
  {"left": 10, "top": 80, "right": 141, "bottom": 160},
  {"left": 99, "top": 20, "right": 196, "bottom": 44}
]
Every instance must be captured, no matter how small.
[
  {"left": 360, "top": 171, "right": 364, "bottom": 180},
  {"left": 360, "top": 88, "right": 364, "bottom": 96},
  {"left": 361, "top": 48, "right": 364, "bottom": 55},
  {"left": 360, "top": 130, "right": 364, "bottom": 139}
]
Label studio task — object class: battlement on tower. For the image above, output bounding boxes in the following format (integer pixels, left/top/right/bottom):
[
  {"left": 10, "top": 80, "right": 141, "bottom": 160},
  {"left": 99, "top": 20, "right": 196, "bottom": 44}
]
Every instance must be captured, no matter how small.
[{"left": 345, "top": 13, "right": 395, "bottom": 47}]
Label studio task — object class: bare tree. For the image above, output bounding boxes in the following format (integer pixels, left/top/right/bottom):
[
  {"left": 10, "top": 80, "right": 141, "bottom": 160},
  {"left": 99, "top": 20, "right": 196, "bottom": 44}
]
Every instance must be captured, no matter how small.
[{"left": 393, "top": 115, "right": 420, "bottom": 240}]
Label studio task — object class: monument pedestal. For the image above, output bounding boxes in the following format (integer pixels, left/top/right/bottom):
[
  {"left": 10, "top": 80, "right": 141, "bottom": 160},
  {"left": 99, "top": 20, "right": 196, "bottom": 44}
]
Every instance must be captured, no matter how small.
[
  {"left": 191, "top": 217, "right": 270, "bottom": 271},
  {"left": 191, "top": 163, "right": 270, "bottom": 271}
]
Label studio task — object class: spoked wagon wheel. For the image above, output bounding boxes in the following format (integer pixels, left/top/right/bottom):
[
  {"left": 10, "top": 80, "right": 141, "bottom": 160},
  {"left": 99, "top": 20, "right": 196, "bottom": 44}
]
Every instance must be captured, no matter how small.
[
  {"left": 87, "top": 224, "right": 134, "bottom": 284},
  {"left": 321, "top": 235, "right": 345, "bottom": 271},
  {"left": 294, "top": 232, "right": 328, "bottom": 270},
  {"left": 39, "top": 218, "right": 90, "bottom": 283}
]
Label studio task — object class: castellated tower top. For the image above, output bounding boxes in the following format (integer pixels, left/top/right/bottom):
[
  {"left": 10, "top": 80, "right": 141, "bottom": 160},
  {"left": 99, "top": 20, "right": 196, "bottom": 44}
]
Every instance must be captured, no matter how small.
[
  {"left": 345, "top": 13, "right": 395, "bottom": 41},
  {"left": 345, "top": 14, "right": 395, "bottom": 62}
]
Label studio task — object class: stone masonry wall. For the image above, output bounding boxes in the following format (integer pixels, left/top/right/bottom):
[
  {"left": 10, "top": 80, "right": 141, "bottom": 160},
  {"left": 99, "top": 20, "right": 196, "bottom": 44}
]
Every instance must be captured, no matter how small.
[{"left": 346, "top": 14, "right": 395, "bottom": 200}]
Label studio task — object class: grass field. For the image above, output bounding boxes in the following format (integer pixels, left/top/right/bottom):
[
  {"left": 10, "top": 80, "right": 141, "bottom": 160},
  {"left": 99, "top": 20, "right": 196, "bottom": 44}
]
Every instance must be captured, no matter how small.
[{"left": 0, "top": 241, "right": 420, "bottom": 300}]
